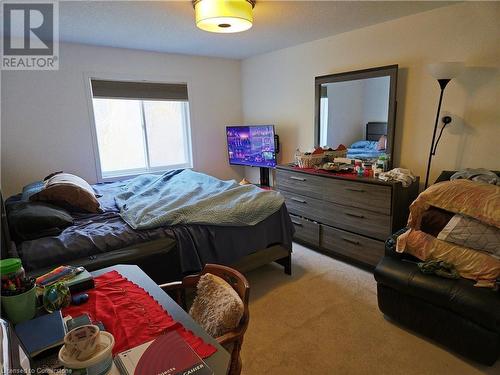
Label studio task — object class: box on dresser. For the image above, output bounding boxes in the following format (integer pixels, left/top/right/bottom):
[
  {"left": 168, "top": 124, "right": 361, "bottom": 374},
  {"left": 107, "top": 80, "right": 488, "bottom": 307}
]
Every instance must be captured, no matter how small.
[{"left": 276, "top": 164, "right": 419, "bottom": 268}]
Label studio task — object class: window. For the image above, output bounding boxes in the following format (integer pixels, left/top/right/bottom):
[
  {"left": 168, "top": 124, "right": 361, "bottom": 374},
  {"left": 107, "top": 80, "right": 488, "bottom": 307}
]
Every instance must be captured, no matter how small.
[
  {"left": 90, "top": 79, "right": 192, "bottom": 180},
  {"left": 319, "top": 96, "right": 329, "bottom": 146}
]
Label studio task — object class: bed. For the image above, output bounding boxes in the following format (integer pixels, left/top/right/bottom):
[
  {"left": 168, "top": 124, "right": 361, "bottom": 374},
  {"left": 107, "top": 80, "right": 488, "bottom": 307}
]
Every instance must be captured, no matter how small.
[
  {"left": 1, "top": 171, "right": 294, "bottom": 284},
  {"left": 346, "top": 122, "right": 387, "bottom": 160}
]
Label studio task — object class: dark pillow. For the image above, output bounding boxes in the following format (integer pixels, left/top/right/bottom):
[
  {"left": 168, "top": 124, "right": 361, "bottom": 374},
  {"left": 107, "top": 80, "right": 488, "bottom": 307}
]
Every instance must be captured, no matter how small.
[
  {"left": 7, "top": 202, "right": 74, "bottom": 242},
  {"left": 420, "top": 206, "right": 454, "bottom": 237}
]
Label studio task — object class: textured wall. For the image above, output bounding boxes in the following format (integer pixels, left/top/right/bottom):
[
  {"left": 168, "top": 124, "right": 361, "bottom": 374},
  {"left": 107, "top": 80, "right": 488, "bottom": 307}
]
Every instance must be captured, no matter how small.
[
  {"left": 242, "top": 2, "right": 500, "bottom": 186},
  {"left": 1, "top": 43, "right": 244, "bottom": 195}
]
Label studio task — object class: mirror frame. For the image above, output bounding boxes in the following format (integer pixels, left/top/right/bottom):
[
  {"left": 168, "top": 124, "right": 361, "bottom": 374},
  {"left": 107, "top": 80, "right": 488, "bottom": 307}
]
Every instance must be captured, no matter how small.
[{"left": 314, "top": 64, "right": 398, "bottom": 169}]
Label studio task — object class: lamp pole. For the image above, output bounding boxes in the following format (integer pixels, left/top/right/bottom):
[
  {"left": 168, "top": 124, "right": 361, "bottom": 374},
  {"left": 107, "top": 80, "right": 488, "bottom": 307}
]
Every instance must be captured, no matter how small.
[{"left": 424, "top": 78, "right": 450, "bottom": 189}]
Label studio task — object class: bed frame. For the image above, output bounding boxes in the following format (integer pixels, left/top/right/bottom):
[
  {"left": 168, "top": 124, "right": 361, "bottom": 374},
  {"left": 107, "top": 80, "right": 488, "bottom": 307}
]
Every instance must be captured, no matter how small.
[
  {"left": 0, "top": 191, "right": 292, "bottom": 283},
  {"left": 365, "top": 122, "right": 387, "bottom": 141}
]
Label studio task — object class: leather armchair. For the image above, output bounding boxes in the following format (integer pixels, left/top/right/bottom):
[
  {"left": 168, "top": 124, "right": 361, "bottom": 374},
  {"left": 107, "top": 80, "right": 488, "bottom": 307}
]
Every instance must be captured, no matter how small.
[{"left": 374, "top": 230, "right": 500, "bottom": 365}]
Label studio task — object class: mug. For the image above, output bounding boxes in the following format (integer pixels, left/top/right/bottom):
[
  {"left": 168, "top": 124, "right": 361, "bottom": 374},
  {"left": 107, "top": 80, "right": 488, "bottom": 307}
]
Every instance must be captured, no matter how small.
[{"left": 64, "top": 324, "right": 101, "bottom": 361}]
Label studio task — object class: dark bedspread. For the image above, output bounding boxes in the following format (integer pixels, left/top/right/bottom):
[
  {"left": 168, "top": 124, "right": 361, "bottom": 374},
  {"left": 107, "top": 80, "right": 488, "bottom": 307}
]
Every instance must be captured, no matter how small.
[{"left": 17, "top": 180, "right": 294, "bottom": 274}]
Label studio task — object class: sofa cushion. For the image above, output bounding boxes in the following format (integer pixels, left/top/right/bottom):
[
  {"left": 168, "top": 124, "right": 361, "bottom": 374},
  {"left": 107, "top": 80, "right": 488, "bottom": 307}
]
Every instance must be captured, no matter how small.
[{"left": 374, "top": 256, "right": 500, "bottom": 334}]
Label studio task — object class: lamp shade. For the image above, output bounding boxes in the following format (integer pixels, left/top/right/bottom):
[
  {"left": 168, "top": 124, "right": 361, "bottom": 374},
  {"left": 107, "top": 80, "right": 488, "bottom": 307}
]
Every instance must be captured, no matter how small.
[
  {"left": 194, "top": 0, "right": 254, "bottom": 33},
  {"left": 427, "top": 62, "right": 465, "bottom": 80}
]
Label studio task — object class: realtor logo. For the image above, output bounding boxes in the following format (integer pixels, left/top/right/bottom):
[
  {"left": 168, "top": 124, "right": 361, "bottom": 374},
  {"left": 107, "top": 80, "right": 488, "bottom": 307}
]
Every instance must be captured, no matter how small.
[{"left": 2, "top": 1, "right": 59, "bottom": 70}]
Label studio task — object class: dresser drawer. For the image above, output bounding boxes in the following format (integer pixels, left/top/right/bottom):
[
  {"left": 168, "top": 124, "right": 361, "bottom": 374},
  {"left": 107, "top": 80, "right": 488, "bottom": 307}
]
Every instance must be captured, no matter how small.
[
  {"left": 276, "top": 169, "right": 324, "bottom": 199},
  {"left": 282, "top": 190, "right": 390, "bottom": 241},
  {"left": 290, "top": 215, "right": 319, "bottom": 247},
  {"left": 323, "top": 201, "right": 391, "bottom": 241},
  {"left": 320, "top": 226, "right": 384, "bottom": 267},
  {"left": 322, "top": 179, "right": 392, "bottom": 215},
  {"left": 281, "top": 191, "right": 326, "bottom": 222}
]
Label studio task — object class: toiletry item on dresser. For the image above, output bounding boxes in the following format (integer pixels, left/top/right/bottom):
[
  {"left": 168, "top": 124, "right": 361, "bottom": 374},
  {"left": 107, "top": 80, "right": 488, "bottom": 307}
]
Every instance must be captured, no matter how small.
[
  {"left": 363, "top": 163, "right": 373, "bottom": 178},
  {"left": 378, "top": 154, "right": 389, "bottom": 172}
]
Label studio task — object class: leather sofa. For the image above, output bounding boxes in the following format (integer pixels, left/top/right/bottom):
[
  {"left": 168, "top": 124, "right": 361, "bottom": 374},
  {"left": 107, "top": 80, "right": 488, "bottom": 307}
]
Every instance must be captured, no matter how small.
[{"left": 375, "top": 232, "right": 500, "bottom": 365}]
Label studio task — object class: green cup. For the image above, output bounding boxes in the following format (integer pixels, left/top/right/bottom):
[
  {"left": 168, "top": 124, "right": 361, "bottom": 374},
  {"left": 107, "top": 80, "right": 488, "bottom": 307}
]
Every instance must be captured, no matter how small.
[{"left": 1, "top": 286, "right": 37, "bottom": 324}]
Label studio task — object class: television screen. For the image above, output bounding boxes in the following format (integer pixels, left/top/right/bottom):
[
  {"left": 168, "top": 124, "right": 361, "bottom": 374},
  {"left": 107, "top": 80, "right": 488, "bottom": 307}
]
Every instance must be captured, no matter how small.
[{"left": 227, "top": 125, "right": 276, "bottom": 168}]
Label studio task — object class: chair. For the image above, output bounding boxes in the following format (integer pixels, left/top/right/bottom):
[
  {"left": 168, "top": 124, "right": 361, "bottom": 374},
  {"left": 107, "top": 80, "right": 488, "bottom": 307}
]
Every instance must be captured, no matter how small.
[{"left": 159, "top": 264, "right": 250, "bottom": 375}]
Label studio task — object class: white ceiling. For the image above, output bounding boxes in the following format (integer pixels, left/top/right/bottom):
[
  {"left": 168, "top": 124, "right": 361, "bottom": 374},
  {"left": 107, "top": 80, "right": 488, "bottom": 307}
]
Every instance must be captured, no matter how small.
[{"left": 58, "top": 1, "right": 455, "bottom": 59}]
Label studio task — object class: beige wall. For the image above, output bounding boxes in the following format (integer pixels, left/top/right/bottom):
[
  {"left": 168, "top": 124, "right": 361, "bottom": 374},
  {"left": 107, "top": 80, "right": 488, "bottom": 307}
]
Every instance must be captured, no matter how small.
[
  {"left": 1, "top": 43, "right": 244, "bottom": 196},
  {"left": 242, "top": 2, "right": 500, "bottom": 185}
]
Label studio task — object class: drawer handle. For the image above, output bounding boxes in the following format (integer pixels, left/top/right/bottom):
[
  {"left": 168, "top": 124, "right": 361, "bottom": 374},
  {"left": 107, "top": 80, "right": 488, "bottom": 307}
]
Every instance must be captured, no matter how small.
[
  {"left": 291, "top": 220, "right": 303, "bottom": 226},
  {"left": 291, "top": 197, "right": 306, "bottom": 203},
  {"left": 345, "top": 188, "right": 365, "bottom": 193},
  {"left": 344, "top": 211, "right": 365, "bottom": 219},
  {"left": 290, "top": 176, "right": 306, "bottom": 181},
  {"left": 342, "top": 237, "right": 360, "bottom": 245}
]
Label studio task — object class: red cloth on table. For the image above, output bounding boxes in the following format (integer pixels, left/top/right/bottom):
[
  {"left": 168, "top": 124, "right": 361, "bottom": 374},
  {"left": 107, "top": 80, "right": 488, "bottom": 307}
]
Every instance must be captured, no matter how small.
[{"left": 63, "top": 271, "right": 216, "bottom": 358}]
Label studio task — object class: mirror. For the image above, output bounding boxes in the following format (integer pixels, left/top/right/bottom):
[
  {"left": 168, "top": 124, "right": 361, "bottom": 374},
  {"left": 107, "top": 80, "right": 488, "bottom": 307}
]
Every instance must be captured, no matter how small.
[{"left": 314, "top": 65, "right": 398, "bottom": 169}]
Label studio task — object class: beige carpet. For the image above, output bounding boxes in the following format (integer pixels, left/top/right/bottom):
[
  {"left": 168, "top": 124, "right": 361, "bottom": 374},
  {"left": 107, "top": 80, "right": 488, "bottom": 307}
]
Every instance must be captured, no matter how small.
[{"left": 240, "top": 243, "right": 499, "bottom": 375}]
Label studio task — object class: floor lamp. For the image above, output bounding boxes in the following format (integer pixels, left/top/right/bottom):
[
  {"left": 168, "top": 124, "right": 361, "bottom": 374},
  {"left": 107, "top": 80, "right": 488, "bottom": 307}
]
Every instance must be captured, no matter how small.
[{"left": 424, "top": 62, "right": 465, "bottom": 189}]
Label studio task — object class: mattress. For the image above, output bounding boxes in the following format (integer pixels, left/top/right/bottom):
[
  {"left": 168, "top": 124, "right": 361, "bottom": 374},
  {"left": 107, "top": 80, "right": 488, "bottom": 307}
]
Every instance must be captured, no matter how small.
[{"left": 17, "top": 180, "right": 294, "bottom": 274}]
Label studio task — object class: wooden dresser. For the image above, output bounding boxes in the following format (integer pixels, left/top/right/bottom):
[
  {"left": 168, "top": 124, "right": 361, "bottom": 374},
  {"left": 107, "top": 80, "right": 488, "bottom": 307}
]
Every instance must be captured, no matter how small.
[{"left": 275, "top": 164, "right": 419, "bottom": 268}]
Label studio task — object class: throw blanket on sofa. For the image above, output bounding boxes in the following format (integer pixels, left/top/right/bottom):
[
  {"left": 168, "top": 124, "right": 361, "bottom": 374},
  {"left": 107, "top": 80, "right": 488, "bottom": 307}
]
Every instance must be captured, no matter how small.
[
  {"left": 397, "top": 179, "right": 500, "bottom": 287},
  {"left": 115, "top": 170, "right": 285, "bottom": 230},
  {"left": 399, "top": 229, "right": 500, "bottom": 286},
  {"left": 405, "top": 179, "right": 500, "bottom": 230}
]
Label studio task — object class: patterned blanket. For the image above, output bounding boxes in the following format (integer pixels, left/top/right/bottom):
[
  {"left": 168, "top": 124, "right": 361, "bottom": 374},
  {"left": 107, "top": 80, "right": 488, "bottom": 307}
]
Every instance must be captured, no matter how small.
[{"left": 115, "top": 170, "right": 285, "bottom": 230}]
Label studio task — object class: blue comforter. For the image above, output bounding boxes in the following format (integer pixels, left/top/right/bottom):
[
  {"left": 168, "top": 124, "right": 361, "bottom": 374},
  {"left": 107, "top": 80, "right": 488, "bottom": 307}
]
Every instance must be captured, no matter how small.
[
  {"left": 347, "top": 140, "right": 384, "bottom": 159},
  {"left": 115, "top": 170, "right": 285, "bottom": 230}
]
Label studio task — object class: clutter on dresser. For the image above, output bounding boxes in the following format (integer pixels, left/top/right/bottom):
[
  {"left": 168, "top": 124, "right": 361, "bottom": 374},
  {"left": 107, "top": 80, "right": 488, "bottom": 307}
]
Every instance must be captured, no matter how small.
[
  {"left": 1, "top": 258, "right": 37, "bottom": 324},
  {"left": 313, "top": 159, "right": 352, "bottom": 172},
  {"left": 293, "top": 145, "right": 391, "bottom": 179},
  {"left": 294, "top": 144, "right": 347, "bottom": 168},
  {"left": 378, "top": 168, "right": 417, "bottom": 187}
]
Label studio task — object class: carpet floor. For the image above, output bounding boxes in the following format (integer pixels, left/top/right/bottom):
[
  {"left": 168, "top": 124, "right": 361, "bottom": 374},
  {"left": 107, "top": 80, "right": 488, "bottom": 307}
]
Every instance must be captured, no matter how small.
[{"left": 240, "top": 243, "right": 499, "bottom": 375}]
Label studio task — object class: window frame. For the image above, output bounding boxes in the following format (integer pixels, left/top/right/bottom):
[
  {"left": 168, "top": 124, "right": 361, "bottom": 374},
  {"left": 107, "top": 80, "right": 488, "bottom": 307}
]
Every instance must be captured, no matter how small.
[{"left": 84, "top": 73, "right": 194, "bottom": 182}]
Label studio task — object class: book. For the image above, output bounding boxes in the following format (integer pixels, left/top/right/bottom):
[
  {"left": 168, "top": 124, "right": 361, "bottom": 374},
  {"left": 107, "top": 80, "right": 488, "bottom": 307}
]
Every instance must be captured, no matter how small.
[
  {"left": 14, "top": 310, "right": 66, "bottom": 358},
  {"left": 114, "top": 331, "right": 213, "bottom": 375},
  {"left": 36, "top": 266, "right": 94, "bottom": 293},
  {"left": 65, "top": 269, "right": 94, "bottom": 293}
]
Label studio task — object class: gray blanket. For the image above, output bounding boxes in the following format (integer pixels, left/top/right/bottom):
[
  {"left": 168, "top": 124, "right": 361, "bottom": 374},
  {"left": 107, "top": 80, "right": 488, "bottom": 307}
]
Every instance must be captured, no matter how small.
[
  {"left": 451, "top": 168, "right": 499, "bottom": 185},
  {"left": 115, "top": 170, "right": 285, "bottom": 230}
]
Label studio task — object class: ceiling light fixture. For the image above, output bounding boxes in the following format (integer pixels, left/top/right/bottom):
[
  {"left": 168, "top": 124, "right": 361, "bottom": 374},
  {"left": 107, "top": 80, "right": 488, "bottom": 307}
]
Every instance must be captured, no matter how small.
[{"left": 193, "top": 0, "right": 256, "bottom": 33}]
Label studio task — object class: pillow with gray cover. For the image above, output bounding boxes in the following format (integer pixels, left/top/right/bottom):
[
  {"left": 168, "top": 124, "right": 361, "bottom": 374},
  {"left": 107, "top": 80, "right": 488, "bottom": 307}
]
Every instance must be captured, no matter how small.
[{"left": 437, "top": 214, "right": 500, "bottom": 259}]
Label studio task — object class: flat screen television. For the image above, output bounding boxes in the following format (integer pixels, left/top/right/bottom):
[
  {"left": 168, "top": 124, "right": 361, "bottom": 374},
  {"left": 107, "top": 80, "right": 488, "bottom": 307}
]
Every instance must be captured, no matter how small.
[{"left": 226, "top": 125, "right": 277, "bottom": 168}]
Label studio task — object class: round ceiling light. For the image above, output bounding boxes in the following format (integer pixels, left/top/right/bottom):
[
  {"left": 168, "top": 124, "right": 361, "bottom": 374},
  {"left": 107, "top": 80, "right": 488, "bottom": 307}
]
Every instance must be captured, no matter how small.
[{"left": 193, "top": 0, "right": 256, "bottom": 33}]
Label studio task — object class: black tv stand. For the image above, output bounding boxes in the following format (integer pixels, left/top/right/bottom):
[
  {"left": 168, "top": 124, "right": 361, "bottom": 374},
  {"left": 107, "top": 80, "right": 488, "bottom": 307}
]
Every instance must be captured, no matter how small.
[{"left": 260, "top": 167, "right": 270, "bottom": 187}]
